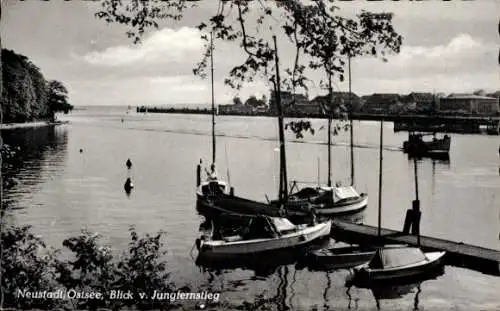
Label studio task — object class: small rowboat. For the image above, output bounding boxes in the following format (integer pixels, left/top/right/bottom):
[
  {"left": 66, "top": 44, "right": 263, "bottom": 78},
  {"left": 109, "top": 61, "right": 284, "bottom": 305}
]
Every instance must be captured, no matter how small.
[{"left": 307, "top": 245, "right": 376, "bottom": 270}]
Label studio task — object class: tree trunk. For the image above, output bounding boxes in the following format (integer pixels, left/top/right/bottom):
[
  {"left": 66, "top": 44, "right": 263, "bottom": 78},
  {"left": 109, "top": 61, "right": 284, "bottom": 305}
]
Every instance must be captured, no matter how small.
[{"left": 0, "top": 0, "right": 5, "bottom": 307}]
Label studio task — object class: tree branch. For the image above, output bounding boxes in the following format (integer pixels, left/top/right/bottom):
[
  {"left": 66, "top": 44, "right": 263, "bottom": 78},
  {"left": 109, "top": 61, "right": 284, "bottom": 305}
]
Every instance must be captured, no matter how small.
[{"left": 236, "top": 2, "right": 258, "bottom": 58}]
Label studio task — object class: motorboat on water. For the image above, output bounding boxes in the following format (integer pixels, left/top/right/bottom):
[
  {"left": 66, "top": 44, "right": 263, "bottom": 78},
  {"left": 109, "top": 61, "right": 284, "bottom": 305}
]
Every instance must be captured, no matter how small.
[
  {"left": 402, "top": 132, "right": 451, "bottom": 156},
  {"left": 195, "top": 216, "right": 332, "bottom": 259},
  {"left": 350, "top": 245, "right": 446, "bottom": 283}
]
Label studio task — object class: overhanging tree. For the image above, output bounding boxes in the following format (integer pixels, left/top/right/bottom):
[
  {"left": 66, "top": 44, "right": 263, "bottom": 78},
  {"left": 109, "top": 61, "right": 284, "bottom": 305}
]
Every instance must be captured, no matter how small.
[
  {"left": 94, "top": 0, "right": 403, "bottom": 138},
  {"left": 46, "top": 80, "right": 73, "bottom": 121}
]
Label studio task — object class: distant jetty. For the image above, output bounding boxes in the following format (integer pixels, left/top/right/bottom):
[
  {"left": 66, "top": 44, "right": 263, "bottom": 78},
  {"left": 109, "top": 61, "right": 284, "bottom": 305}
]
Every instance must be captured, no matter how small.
[
  {"left": 136, "top": 106, "right": 211, "bottom": 115},
  {"left": 134, "top": 106, "right": 500, "bottom": 135}
]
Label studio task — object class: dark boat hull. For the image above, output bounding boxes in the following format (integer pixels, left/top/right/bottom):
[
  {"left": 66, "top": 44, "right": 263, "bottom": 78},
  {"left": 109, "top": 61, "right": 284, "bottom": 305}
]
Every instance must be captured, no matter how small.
[
  {"left": 403, "top": 135, "right": 451, "bottom": 155},
  {"left": 196, "top": 192, "right": 367, "bottom": 222},
  {"left": 352, "top": 251, "right": 446, "bottom": 284}
]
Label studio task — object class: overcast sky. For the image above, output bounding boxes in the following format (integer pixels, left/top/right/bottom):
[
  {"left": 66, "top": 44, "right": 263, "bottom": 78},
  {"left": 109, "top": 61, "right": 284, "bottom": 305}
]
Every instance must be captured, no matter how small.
[{"left": 1, "top": 0, "right": 499, "bottom": 106}]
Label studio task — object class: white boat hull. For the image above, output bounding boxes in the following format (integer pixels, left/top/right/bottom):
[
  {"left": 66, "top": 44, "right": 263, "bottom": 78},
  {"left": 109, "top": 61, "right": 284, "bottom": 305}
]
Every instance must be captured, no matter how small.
[
  {"left": 199, "top": 221, "right": 332, "bottom": 258},
  {"left": 315, "top": 194, "right": 368, "bottom": 216}
]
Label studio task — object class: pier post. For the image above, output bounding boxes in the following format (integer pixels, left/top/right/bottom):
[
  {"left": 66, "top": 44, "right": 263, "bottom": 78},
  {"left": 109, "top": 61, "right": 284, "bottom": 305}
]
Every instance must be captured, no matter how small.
[
  {"left": 196, "top": 163, "right": 201, "bottom": 187},
  {"left": 411, "top": 200, "right": 421, "bottom": 245},
  {"left": 403, "top": 209, "right": 412, "bottom": 234}
]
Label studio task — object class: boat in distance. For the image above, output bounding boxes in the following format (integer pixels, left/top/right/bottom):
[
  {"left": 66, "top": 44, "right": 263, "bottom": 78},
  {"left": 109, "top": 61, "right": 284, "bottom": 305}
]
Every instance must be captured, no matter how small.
[
  {"left": 350, "top": 245, "right": 446, "bottom": 282},
  {"left": 402, "top": 132, "right": 451, "bottom": 155},
  {"left": 195, "top": 216, "right": 332, "bottom": 259}
]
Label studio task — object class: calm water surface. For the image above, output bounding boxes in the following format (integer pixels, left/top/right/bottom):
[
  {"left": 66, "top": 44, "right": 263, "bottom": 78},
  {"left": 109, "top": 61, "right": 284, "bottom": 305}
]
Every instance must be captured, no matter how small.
[{"left": 3, "top": 106, "right": 500, "bottom": 310}]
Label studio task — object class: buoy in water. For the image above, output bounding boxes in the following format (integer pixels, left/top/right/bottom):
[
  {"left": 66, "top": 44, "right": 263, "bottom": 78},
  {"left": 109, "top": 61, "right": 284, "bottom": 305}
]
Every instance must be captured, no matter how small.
[
  {"left": 124, "top": 177, "right": 134, "bottom": 193},
  {"left": 79, "top": 149, "right": 83, "bottom": 153},
  {"left": 126, "top": 158, "right": 132, "bottom": 169}
]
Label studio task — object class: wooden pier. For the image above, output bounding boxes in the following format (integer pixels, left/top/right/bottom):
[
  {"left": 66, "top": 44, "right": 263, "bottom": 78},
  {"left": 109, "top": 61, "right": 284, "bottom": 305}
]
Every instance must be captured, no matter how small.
[{"left": 331, "top": 220, "right": 500, "bottom": 277}]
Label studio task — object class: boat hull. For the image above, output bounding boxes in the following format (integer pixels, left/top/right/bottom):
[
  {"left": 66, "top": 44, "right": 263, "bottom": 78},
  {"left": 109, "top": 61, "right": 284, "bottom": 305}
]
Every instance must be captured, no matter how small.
[
  {"left": 315, "top": 193, "right": 368, "bottom": 216},
  {"left": 353, "top": 251, "right": 446, "bottom": 282},
  {"left": 196, "top": 236, "right": 330, "bottom": 274},
  {"left": 198, "top": 221, "right": 332, "bottom": 259},
  {"left": 196, "top": 192, "right": 367, "bottom": 221},
  {"left": 403, "top": 135, "right": 451, "bottom": 155},
  {"left": 307, "top": 246, "right": 376, "bottom": 270}
]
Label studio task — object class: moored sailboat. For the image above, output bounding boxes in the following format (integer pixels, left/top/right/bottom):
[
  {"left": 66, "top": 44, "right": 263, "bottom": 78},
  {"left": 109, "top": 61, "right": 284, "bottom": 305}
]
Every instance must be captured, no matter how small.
[
  {"left": 197, "top": 44, "right": 366, "bottom": 222},
  {"left": 351, "top": 245, "right": 445, "bottom": 282},
  {"left": 196, "top": 33, "right": 231, "bottom": 210},
  {"left": 348, "top": 120, "right": 446, "bottom": 284},
  {"left": 274, "top": 53, "right": 368, "bottom": 216}
]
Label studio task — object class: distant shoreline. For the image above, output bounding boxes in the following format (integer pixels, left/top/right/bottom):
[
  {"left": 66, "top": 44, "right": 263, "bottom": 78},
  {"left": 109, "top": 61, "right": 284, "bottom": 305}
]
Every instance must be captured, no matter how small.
[{"left": 0, "top": 120, "right": 69, "bottom": 130}]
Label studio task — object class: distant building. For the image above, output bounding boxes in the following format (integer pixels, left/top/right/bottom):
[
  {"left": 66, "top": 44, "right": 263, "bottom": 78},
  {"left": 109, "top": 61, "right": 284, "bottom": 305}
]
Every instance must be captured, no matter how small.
[
  {"left": 331, "top": 92, "right": 361, "bottom": 113},
  {"left": 400, "top": 92, "right": 436, "bottom": 113},
  {"left": 438, "top": 94, "right": 500, "bottom": 115},
  {"left": 361, "top": 93, "right": 401, "bottom": 113},
  {"left": 269, "top": 91, "right": 309, "bottom": 115},
  {"left": 218, "top": 103, "right": 253, "bottom": 115},
  {"left": 486, "top": 91, "right": 500, "bottom": 99}
]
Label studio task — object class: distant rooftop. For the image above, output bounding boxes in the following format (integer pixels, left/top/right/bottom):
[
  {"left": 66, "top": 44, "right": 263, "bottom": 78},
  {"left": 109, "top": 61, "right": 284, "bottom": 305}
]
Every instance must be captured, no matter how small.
[{"left": 446, "top": 94, "right": 498, "bottom": 100}]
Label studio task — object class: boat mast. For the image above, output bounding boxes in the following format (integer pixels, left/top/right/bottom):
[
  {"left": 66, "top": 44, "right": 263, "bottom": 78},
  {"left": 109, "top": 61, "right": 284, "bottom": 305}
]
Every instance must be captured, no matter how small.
[
  {"left": 348, "top": 53, "right": 355, "bottom": 187},
  {"left": 273, "top": 35, "right": 288, "bottom": 205},
  {"left": 327, "top": 73, "right": 333, "bottom": 187},
  {"left": 378, "top": 119, "right": 383, "bottom": 238},
  {"left": 210, "top": 32, "right": 216, "bottom": 165}
]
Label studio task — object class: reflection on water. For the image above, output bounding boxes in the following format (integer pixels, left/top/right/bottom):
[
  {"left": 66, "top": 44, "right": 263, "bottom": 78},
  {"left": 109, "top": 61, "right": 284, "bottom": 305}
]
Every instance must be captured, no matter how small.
[
  {"left": 4, "top": 109, "right": 500, "bottom": 310},
  {"left": 371, "top": 283, "right": 422, "bottom": 310},
  {"left": 2, "top": 125, "right": 68, "bottom": 213}
]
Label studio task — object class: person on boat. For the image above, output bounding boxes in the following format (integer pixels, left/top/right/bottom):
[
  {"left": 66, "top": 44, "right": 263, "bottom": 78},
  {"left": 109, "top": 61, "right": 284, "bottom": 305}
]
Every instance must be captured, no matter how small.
[{"left": 205, "top": 163, "right": 218, "bottom": 181}]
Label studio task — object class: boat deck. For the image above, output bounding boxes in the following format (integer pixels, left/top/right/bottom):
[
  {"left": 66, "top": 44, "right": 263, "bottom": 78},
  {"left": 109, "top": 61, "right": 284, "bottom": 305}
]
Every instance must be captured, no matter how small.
[{"left": 331, "top": 220, "right": 500, "bottom": 276}]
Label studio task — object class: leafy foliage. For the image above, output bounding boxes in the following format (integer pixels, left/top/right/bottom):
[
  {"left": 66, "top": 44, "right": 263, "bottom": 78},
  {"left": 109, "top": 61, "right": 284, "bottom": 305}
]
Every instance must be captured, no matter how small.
[
  {"left": 47, "top": 80, "right": 73, "bottom": 120},
  {"left": 94, "top": 0, "right": 403, "bottom": 138},
  {"left": 56, "top": 229, "right": 116, "bottom": 310},
  {"left": 0, "top": 225, "right": 180, "bottom": 310},
  {"left": 113, "top": 226, "right": 177, "bottom": 310},
  {"left": 95, "top": 0, "right": 194, "bottom": 44},
  {"left": 1, "top": 225, "right": 60, "bottom": 310},
  {"left": 1, "top": 49, "right": 73, "bottom": 123}
]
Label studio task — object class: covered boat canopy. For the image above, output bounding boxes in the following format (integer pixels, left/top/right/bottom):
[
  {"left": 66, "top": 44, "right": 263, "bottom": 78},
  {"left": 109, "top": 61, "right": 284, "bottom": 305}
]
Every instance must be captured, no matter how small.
[
  {"left": 335, "top": 186, "right": 360, "bottom": 201},
  {"left": 270, "top": 217, "right": 297, "bottom": 233},
  {"left": 368, "top": 247, "right": 427, "bottom": 269}
]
